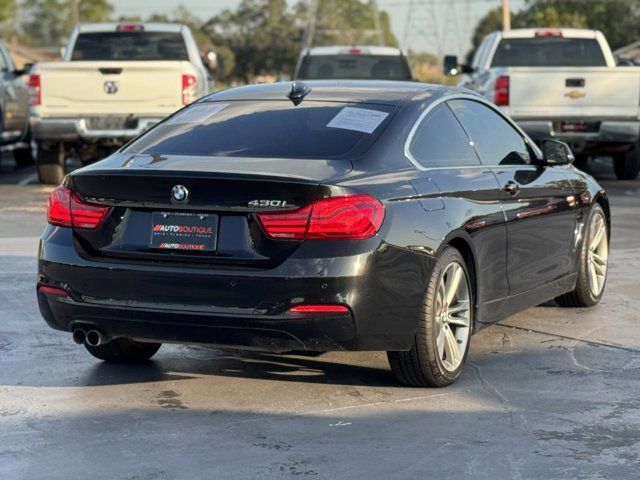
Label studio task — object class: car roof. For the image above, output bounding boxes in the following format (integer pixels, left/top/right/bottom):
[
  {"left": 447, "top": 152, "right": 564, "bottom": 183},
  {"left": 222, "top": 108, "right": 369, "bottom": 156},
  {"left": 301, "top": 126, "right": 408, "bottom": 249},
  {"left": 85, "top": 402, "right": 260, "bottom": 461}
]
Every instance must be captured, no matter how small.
[
  {"left": 77, "top": 22, "right": 185, "bottom": 33},
  {"left": 301, "top": 45, "right": 405, "bottom": 56},
  {"left": 204, "top": 81, "right": 463, "bottom": 107}
]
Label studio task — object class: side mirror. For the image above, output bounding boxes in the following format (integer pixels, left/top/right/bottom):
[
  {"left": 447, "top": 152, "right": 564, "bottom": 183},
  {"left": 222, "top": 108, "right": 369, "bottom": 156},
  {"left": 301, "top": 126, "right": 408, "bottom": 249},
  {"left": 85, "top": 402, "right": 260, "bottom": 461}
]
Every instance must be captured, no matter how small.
[
  {"left": 14, "top": 63, "right": 33, "bottom": 76},
  {"left": 203, "top": 50, "right": 218, "bottom": 72},
  {"left": 542, "top": 139, "right": 574, "bottom": 166},
  {"left": 443, "top": 55, "right": 459, "bottom": 76}
]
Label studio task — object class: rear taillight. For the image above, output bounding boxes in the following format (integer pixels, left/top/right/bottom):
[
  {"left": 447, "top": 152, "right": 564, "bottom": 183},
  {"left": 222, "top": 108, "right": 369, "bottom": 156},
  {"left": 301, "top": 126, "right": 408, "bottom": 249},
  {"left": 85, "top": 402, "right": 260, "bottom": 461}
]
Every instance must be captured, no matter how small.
[
  {"left": 494, "top": 75, "right": 509, "bottom": 106},
  {"left": 182, "top": 74, "right": 197, "bottom": 105},
  {"left": 47, "top": 186, "right": 110, "bottom": 229},
  {"left": 257, "top": 194, "right": 384, "bottom": 240},
  {"left": 28, "top": 74, "right": 41, "bottom": 106}
]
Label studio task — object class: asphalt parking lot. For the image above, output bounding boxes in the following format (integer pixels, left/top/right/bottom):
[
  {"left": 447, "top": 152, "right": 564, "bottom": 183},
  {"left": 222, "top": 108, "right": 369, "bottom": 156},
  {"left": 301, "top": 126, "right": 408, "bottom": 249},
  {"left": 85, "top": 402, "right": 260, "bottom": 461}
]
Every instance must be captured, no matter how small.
[{"left": 1, "top": 157, "right": 639, "bottom": 479}]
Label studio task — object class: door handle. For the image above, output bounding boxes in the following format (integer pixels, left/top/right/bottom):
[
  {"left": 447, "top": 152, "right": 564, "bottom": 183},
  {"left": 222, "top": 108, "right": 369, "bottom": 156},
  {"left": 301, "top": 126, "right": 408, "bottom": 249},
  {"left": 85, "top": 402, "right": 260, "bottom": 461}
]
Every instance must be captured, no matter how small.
[{"left": 503, "top": 181, "right": 520, "bottom": 195}]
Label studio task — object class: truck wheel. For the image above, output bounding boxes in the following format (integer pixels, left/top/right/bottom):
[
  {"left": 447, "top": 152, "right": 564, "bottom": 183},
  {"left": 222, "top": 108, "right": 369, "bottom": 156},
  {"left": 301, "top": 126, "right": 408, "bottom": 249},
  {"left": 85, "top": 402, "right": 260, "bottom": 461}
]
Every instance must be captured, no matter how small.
[
  {"left": 573, "top": 154, "right": 588, "bottom": 170},
  {"left": 13, "top": 146, "right": 34, "bottom": 167},
  {"left": 613, "top": 149, "right": 640, "bottom": 180},
  {"left": 36, "top": 143, "right": 65, "bottom": 185}
]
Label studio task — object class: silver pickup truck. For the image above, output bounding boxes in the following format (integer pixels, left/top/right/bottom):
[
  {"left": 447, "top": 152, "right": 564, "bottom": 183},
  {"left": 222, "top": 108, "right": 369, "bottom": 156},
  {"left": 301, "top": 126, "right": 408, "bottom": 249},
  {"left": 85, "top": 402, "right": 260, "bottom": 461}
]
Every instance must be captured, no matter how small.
[
  {"left": 0, "top": 41, "right": 32, "bottom": 168},
  {"left": 444, "top": 28, "right": 640, "bottom": 180}
]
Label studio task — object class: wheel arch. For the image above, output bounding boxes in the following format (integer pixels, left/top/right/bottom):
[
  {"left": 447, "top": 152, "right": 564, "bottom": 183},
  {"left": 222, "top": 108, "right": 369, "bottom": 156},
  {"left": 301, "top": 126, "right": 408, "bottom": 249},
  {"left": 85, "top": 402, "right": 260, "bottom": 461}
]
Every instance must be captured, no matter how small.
[
  {"left": 593, "top": 192, "right": 611, "bottom": 236},
  {"left": 440, "top": 233, "right": 479, "bottom": 331}
]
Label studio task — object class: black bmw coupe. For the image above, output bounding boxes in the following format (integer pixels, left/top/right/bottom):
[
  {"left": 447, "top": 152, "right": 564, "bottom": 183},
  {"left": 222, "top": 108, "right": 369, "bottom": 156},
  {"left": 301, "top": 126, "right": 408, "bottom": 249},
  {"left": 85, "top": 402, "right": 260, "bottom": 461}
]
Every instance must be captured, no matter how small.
[{"left": 37, "top": 81, "right": 610, "bottom": 387}]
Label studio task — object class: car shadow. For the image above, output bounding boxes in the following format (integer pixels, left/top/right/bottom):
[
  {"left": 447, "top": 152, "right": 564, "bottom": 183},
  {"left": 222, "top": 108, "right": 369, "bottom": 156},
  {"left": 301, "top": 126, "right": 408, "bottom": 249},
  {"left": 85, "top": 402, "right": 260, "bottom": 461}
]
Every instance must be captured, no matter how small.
[{"left": 77, "top": 349, "right": 397, "bottom": 388}]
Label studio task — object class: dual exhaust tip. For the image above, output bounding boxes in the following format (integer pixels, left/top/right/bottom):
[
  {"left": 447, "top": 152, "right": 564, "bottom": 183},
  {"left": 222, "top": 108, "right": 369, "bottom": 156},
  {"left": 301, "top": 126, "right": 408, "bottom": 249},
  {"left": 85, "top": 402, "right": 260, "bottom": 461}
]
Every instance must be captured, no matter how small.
[{"left": 72, "top": 328, "right": 107, "bottom": 347}]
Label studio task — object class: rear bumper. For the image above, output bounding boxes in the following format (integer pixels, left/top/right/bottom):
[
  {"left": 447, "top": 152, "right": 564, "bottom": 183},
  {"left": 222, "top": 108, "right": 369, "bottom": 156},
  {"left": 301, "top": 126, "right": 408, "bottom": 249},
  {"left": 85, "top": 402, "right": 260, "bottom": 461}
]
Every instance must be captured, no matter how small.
[
  {"left": 37, "top": 227, "right": 431, "bottom": 352},
  {"left": 30, "top": 116, "right": 163, "bottom": 143},
  {"left": 516, "top": 119, "right": 640, "bottom": 145}
]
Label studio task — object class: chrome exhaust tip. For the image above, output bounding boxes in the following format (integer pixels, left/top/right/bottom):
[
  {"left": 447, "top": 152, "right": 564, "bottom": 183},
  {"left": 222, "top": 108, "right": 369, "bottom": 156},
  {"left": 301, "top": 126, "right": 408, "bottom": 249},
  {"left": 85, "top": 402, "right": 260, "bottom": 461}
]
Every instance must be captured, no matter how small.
[
  {"left": 72, "top": 328, "right": 86, "bottom": 345},
  {"left": 85, "top": 330, "right": 105, "bottom": 347}
]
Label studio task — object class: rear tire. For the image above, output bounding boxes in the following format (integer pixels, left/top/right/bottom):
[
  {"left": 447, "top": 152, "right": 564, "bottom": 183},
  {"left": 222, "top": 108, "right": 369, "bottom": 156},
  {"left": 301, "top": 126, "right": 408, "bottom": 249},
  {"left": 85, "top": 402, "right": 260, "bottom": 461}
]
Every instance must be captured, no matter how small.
[
  {"left": 84, "top": 338, "right": 161, "bottom": 363},
  {"left": 36, "top": 143, "right": 65, "bottom": 185},
  {"left": 556, "top": 204, "right": 608, "bottom": 307},
  {"left": 387, "top": 247, "right": 473, "bottom": 387},
  {"left": 613, "top": 149, "right": 640, "bottom": 180}
]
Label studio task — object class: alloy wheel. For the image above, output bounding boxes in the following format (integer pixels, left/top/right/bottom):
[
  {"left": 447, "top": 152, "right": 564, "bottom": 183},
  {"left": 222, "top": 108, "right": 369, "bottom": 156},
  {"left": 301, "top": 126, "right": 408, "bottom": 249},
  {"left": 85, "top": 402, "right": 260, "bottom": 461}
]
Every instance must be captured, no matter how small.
[
  {"left": 434, "top": 262, "right": 471, "bottom": 372},
  {"left": 587, "top": 213, "right": 608, "bottom": 297}
]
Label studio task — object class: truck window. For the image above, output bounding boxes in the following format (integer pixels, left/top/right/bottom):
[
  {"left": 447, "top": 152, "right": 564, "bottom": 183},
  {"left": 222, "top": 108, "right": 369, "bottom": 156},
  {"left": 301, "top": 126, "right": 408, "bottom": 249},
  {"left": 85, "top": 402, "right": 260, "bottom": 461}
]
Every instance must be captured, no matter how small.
[
  {"left": 297, "top": 55, "right": 412, "bottom": 81},
  {"left": 491, "top": 38, "right": 607, "bottom": 67},
  {"left": 71, "top": 32, "right": 189, "bottom": 61}
]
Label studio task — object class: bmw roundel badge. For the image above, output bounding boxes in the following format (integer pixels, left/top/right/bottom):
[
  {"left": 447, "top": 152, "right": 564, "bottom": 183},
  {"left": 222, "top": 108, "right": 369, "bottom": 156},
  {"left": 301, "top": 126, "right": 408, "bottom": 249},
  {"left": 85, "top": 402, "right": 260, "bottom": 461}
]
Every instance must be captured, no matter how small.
[{"left": 171, "top": 185, "right": 189, "bottom": 204}]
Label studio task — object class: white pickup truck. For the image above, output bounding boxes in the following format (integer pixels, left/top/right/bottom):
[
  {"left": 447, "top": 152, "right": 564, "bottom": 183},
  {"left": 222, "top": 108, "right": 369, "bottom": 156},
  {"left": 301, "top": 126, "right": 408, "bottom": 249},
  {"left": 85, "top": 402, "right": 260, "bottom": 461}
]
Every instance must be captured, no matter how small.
[
  {"left": 29, "top": 23, "right": 216, "bottom": 184},
  {"left": 444, "top": 28, "right": 640, "bottom": 180}
]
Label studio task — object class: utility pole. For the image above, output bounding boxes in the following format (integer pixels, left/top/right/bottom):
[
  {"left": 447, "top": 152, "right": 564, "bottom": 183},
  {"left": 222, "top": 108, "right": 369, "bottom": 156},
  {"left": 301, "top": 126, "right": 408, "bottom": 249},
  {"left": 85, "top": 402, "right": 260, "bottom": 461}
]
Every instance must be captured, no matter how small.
[
  {"left": 371, "top": 0, "right": 384, "bottom": 46},
  {"left": 501, "top": 0, "right": 511, "bottom": 31},
  {"left": 71, "top": 0, "right": 79, "bottom": 27},
  {"left": 302, "top": 0, "right": 319, "bottom": 49}
]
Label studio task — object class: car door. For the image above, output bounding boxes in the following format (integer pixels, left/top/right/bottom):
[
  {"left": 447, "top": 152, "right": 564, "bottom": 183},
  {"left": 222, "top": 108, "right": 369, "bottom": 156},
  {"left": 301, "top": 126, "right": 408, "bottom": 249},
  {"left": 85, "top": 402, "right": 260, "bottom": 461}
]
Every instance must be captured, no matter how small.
[
  {"left": 449, "top": 98, "right": 577, "bottom": 295},
  {"left": 406, "top": 101, "right": 509, "bottom": 308}
]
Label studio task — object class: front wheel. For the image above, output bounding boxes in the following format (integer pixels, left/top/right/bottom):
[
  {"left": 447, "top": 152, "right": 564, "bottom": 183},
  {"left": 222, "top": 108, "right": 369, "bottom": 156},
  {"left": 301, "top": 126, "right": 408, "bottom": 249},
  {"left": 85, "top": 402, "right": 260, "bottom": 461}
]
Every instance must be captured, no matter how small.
[
  {"left": 556, "top": 204, "right": 609, "bottom": 307},
  {"left": 388, "top": 247, "right": 473, "bottom": 387},
  {"left": 613, "top": 149, "right": 640, "bottom": 180},
  {"left": 85, "top": 338, "right": 161, "bottom": 363}
]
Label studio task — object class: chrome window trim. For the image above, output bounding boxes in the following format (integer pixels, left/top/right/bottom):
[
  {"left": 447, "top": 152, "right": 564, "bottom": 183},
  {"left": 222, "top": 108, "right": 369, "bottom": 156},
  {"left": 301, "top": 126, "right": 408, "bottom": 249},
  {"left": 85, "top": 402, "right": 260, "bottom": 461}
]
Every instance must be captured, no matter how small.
[{"left": 404, "top": 93, "right": 543, "bottom": 172}]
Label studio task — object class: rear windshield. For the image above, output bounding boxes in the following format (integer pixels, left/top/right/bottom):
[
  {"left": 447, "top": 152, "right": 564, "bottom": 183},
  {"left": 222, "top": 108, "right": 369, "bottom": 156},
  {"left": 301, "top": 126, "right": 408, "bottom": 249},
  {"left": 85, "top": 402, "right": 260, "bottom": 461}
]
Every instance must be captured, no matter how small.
[
  {"left": 297, "top": 55, "right": 412, "bottom": 81},
  {"left": 491, "top": 38, "right": 607, "bottom": 67},
  {"left": 71, "top": 32, "right": 189, "bottom": 61},
  {"left": 124, "top": 101, "right": 395, "bottom": 159}
]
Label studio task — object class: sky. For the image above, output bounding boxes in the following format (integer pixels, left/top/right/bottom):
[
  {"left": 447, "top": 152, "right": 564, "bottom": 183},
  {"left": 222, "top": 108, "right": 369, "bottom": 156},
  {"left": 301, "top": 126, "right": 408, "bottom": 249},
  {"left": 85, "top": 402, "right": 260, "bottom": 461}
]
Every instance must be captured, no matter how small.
[{"left": 112, "top": 0, "right": 527, "bottom": 56}]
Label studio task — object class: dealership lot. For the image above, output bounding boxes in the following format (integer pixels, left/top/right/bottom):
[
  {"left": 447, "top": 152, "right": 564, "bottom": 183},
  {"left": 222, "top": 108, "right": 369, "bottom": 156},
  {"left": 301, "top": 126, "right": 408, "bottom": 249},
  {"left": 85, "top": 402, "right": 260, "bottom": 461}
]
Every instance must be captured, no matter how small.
[{"left": 1, "top": 158, "right": 639, "bottom": 478}]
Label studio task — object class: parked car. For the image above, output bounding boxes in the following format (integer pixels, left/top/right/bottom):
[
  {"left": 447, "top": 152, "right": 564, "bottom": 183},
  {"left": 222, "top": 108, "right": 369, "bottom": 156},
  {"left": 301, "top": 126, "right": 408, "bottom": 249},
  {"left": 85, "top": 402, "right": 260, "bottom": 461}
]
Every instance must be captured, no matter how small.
[
  {"left": 29, "top": 22, "right": 217, "bottom": 184},
  {"left": 294, "top": 45, "right": 413, "bottom": 81},
  {"left": 37, "top": 81, "right": 609, "bottom": 387},
  {"left": 0, "top": 41, "right": 33, "bottom": 167},
  {"left": 444, "top": 28, "right": 640, "bottom": 180}
]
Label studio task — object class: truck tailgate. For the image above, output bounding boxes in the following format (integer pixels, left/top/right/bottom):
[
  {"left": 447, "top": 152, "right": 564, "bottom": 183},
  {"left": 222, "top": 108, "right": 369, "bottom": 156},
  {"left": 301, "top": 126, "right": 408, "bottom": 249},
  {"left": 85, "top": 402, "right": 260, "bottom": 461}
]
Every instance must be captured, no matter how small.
[
  {"left": 37, "top": 60, "right": 192, "bottom": 117},
  {"left": 508, "top": 67, "right": 640, "bottom": 119}
]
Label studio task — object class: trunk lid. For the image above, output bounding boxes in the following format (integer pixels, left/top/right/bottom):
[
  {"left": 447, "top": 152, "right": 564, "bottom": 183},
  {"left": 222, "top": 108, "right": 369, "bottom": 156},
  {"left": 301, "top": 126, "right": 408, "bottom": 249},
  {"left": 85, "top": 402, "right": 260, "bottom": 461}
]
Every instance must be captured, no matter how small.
[{"left": 68, "top": 154, "right": 352, "bottom": 267}]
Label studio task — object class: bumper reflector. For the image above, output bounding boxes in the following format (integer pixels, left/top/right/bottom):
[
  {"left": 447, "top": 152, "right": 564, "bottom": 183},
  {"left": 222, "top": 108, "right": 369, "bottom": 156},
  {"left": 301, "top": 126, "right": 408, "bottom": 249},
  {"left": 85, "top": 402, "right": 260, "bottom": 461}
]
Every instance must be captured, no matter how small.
[
  {"left": 289, "top": 305, "right": 349, "bottom": 314},
  {"left": 38, "top": 285, "right": 68, "bottom": 296}
]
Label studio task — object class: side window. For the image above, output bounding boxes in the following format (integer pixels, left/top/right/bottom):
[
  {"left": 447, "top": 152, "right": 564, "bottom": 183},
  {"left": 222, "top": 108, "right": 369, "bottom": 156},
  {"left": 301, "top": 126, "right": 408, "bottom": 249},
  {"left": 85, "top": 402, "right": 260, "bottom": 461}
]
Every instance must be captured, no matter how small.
[
  {"left": 472, "top": 37, "right": 491, "bottom": 70},
  {"left": 448, "top": 99, "right": 530, "bottom": 166},
  {"left": 409, "top": 103, "right": 480, "bottom": 168}
]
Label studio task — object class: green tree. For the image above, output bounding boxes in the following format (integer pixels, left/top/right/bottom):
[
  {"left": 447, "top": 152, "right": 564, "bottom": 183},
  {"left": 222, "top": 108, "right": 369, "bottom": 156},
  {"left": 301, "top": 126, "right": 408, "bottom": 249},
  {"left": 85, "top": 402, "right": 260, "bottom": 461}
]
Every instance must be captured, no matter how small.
[
  {"left": 20, "top": 0, "right": 113, "bottom": 47},
  {"left": 0, "top": 0, "right": 15, "bottom": 22},
  {"left": 524, "top": 0, "right": 640, "bottom": 50},
  {"left": 204, "top": 0, "right": 301, "bottom": 82},
  {"left": 469, "top": 0, "right": 640, "bottom": 60}
]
